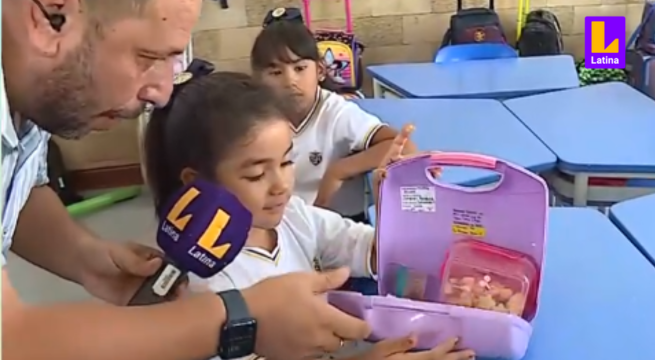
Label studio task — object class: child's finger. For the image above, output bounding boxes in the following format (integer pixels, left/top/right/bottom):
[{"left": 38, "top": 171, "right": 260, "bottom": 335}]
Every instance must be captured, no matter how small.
[
  {"left": 424, "top": 338, "right": 460, "bottom": 358},
  {"left": 371, "top": 168, "right": 387, "bottom": 207},
  {"left": 372, "top": 335, "right": 417, "bottom": 356},
  {"left": 443, "top": 350, "right": 476, "bottom": 360},
  {"left": 382, "top": 124, "right": 415, "bottom": 166},
  {"left": 429, "top": 167, "right": 442, "bottom": 178}
]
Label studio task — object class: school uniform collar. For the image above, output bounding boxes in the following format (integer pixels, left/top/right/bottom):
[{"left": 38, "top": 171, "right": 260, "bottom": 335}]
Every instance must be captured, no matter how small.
[
  {"left": 2, "top": 111, "right": 19, "bottom": 149},
  {"left": 291, "top": 87, "right": 322, "bottom": 134}
]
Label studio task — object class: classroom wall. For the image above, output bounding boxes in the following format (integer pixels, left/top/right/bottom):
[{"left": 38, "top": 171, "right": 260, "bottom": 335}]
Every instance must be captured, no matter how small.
[{"left": 193, "top": 0, "right": 646, "bottom": 92}]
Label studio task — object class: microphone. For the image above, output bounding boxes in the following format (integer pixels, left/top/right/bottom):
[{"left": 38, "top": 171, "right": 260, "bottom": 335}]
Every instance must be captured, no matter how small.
[{"left": 128, "top": 179, "right": 252, "bottom": 305}]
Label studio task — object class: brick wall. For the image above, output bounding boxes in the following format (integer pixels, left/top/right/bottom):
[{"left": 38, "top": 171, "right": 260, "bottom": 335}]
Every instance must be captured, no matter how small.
[{"left": 193, "top": 0, "right": 645, "bottom": 91}]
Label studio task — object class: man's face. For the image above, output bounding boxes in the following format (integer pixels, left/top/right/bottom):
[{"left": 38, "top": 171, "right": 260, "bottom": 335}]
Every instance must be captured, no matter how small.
[{"left": 23, "top": 0, "right": 201, "bottom": 139}]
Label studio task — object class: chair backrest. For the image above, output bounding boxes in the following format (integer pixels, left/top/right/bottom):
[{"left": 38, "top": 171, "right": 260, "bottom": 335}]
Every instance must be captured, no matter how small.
[{"left": 434, "top": 43, "right": 517, "bottom": 63}]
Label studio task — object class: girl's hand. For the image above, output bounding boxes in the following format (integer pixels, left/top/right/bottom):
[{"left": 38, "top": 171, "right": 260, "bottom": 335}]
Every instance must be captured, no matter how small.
[
  {"left": 372, "top": 124, "right": 442, "bottom": 206},
  {"left": 355, "top": 336, "right": 474, "bottom": 360},
  {"left": 314, "top": 162, "right": 346, "bottom": 209}
]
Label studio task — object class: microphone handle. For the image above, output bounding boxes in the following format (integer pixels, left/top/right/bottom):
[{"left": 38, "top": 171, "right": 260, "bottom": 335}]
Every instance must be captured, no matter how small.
[{"left": 128, "top": 258, "right": 188, "bottom": 306}]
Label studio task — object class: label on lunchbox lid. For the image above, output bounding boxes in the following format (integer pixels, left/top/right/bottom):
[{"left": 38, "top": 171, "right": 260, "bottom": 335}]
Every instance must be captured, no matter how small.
[{"left": 400, "top": 186, "right": 436, "bottom": 212}]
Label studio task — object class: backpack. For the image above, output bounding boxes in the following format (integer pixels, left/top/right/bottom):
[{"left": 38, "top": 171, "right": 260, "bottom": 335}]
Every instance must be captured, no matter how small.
[
  {"left": 630, "top": 1, "right": 655, "bottom": 55},
  {"left": 46, "top": 139, "right": 83, "bottom": 206},
  {"left": 441, "top": 0, "right": 507, "bottom": 48},
  {"left": 302, "top": 0, "right": 365, "bottom": 91},
  {"left": 517, "top": 9, "right": 563, "bottom": 56}
]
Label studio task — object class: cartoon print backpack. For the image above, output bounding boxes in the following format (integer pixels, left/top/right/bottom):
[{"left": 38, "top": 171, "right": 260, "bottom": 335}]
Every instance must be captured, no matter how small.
[
  {"left": 302, "top": 0, "right": 364, "bottom": 91},
  {"left": 328, "top": 152, "right": 548, "bottom": 359},
  {"left": 441, "top": 0, "right": 507, "bottom": 48}
]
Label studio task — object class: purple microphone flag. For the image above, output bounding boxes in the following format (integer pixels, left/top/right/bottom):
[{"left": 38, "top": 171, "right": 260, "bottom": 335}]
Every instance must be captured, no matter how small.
[{"left": 157, "top": 179, "right": 252, "bottom": 278}]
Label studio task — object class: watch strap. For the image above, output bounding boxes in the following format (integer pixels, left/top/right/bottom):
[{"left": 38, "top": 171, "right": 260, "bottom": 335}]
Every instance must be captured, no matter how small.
[{"left": 217, "top": 289, "right": 250, "bottom": 321}]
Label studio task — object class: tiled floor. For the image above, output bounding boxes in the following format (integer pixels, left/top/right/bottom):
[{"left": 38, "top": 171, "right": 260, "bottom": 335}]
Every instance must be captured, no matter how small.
[{"left": 6, "top": 190, "right": 157, "bottom": 304}]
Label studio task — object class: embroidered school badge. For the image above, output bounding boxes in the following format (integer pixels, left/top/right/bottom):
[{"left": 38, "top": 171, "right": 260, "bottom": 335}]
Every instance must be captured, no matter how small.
[
  {"left": 474, "top": 29, "right": 486, "bottom": 42},
  {"left": 309, "top": 151, "right": 323, "bottom": 166},
  {"left": 173, "top": 72, "right": 193, "bottom": 85}
]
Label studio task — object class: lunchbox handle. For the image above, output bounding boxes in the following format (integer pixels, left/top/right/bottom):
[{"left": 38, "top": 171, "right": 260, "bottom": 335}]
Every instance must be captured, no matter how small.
[{"left": 430, "top": 152, "right": 500, "bottom": 171}]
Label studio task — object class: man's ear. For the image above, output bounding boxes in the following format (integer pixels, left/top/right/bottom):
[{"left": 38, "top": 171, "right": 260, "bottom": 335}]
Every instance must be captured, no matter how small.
[
  {"left": 26, "top": 0, "right": 65, "bottom": 57},
  {"left": 26, "top": 0, "right": 79, "bottom": 57}
]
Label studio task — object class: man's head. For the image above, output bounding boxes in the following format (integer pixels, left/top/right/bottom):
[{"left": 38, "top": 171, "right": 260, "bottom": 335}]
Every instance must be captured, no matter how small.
[{"left": 2, "top": 0, "right": 201, "bottom": 139}]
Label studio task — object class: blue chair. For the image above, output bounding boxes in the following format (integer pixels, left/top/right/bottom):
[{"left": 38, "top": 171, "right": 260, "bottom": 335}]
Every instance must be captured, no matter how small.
[{"left": 434, "top": 43, "right": 518, "bottom": 63}]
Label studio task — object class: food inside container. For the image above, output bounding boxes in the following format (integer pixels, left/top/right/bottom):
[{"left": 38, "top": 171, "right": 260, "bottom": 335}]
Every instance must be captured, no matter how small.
[{"left": 439, "top": 239, "right": 538, "bottom": 318}]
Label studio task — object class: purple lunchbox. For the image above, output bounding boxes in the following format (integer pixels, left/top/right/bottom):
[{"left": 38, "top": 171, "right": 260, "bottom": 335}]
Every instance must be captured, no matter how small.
[{"left": 329, "top": 152, "right": 548, "bottom": 359}]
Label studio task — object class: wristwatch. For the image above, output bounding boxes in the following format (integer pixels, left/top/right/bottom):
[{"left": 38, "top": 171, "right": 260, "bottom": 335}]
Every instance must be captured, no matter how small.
[{"left": 216, "top": 289, "right": 258, "bottom": 359}]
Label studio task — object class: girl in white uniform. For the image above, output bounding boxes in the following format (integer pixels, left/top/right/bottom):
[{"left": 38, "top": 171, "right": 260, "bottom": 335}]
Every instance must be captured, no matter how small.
[
  {"left": 143, "top": 70, "right": 474, "bottom": 360},
  {"left": 249, "top": 21, "right": 413, "bottom": 223}
]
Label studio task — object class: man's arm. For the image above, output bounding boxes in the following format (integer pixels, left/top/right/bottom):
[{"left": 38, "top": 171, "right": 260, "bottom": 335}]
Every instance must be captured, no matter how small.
[
  {"left": 2, "top": 270, "right": 226, "bottom": 360},
  {"left": 11, "top": 185, "right": 98, "bottom": 283}
]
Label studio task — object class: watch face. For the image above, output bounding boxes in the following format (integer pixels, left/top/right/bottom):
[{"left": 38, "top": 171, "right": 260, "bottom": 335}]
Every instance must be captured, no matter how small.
[{"left": 219, "top": 319, "right": 257, "bottom": 359}]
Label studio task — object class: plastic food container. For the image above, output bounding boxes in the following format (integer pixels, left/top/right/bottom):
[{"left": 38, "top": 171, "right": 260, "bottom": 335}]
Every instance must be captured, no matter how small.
[{"left": 440, "top": 239, "right": 538, "bottom": 318}]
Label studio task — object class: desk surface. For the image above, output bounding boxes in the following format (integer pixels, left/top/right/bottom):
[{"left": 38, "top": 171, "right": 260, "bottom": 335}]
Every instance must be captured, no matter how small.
[
  {"left": 504, "top": 82, "right": 655, "bottom": 173},
  {"left": 368, "top": 207, "right": 655, "bottom": 360},
  {"left": 355, "top": 98, "right": 556, "bottom": 186},
  {"left": 368, "top": 55, "right": 579, "bottom": 99},
  {"left": 609, "top": 193, "right": 655, "bottom": 265}
]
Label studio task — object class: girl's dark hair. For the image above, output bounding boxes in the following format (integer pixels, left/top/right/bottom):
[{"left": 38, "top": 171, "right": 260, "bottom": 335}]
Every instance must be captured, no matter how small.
[
  {"left": 144, "top": 69, "right": 287, "bottom": 214},
  {"left": 250, "top": 21, "right": 341, "bottom": 92}
]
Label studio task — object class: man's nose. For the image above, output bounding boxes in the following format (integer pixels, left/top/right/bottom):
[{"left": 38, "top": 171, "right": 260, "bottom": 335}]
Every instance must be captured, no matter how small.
[{"left": 137, "top": 61, "right": 175, "bottom": 108}]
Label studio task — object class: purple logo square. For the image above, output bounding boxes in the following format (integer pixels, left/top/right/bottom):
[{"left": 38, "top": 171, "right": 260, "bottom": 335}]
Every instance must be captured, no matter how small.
[{"left": 584, "top": 16, "right": 626, "bottom": 69}]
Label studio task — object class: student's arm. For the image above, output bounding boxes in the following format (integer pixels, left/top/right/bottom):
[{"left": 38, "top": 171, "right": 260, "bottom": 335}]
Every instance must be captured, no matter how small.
[
  {"left": 300, "top": 199, "right": 376, "bottom": 277},
  {"left": 2, "top": 269, "right": 227, "bottom": 360},
  {"left": 11, "top": 142, "right": 99, "bottom": 283},
  {"left": 330, "top": 100, "right": 417, "bottom": 179}
]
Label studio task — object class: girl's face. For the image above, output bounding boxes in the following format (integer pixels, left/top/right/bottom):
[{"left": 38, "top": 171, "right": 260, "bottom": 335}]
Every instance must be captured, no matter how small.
[
  {"left": 215, "top": 119, "right": 296, "bottom": 230},
  {"left": 258, "top": 48, "right": 324, "bottom": 117}
]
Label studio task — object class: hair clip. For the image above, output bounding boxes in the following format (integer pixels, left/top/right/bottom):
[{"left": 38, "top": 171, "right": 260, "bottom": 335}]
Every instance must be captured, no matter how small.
[{"left": 272, "top": 7, "right": 286, "bottom": 18}]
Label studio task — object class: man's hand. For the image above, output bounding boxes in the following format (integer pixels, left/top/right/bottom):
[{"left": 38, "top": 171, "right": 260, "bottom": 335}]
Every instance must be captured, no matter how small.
[
  {"left": 78, "top": 241, "right": 186, "bottom": 305},
  {"left": 242, "top": 267, "right": 371, "bottom": 360},
  {"left": 314, "top": 162, "right": 347, "bottom": 208},
  {"left": 354, "top": 336, "right": 474, "bottom": 360}
]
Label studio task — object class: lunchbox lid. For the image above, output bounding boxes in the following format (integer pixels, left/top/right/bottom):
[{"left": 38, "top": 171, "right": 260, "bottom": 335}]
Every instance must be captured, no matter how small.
[{"left": 375, "top": 153, "right": 548, "bottom": 313}]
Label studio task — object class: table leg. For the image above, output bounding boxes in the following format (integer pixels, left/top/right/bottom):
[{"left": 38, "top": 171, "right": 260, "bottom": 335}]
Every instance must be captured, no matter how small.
[
  {"left": 573, "top": 174, "right": 589, "bottom": 207},
  {"left": 372, "top": 79, "right": 383, "bottom": 98}
]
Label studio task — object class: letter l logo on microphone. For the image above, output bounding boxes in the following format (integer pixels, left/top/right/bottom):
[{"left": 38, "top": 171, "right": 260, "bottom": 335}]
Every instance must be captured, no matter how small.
[{"left": 166, "top": 186, "right": 232, "bottom": 259}]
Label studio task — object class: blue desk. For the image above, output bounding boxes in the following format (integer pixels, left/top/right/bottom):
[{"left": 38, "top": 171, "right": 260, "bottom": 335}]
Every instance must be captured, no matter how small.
[
  {"left": 504, "top": 82, "right": 655, "bottom": 206},
  {"left": 609, "top": 193, "right": 655, "bottom": 266},
  {"left": 356, "top": 98, "right": 556, "bottom": 187},
  {"left": 369, "top": 206, "right": 655, "bottom": 360},
  {"left": 369, "top": 55, "right": 578, "bottom": 99}
]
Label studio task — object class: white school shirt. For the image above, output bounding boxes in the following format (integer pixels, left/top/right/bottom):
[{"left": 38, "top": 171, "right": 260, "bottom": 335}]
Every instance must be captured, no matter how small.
[
  {"left": 292, "top": 89, "right": 386, "bottom": 216},
  {"left": 190, "top": 196, "right": 376, "bottom": 360},
  {"left": 0, "top": 70, "right": 51, "bottom": 266}
]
